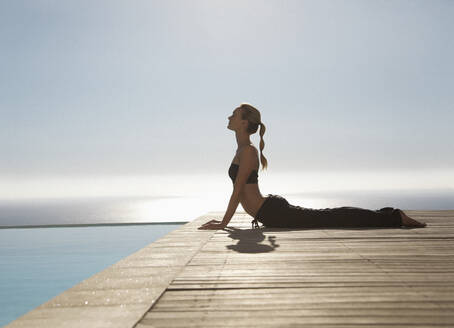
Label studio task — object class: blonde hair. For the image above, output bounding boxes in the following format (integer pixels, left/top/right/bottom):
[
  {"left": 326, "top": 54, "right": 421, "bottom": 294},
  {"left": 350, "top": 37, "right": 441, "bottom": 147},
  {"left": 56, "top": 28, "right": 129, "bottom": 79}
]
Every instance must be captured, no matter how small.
[{"left": 239, "top": 103, "right": 268, "bottom": 171}]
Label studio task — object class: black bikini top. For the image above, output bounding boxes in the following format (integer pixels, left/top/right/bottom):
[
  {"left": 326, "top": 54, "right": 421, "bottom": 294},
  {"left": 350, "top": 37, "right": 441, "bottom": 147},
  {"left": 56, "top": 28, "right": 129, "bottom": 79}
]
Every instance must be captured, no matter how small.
[{"left": 228, "top": 163, "right": 258, "bottom": 184}]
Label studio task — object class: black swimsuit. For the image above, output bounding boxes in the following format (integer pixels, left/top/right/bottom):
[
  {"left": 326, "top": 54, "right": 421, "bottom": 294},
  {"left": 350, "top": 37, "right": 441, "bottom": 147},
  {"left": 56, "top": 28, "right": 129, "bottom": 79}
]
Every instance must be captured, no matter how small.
[{"left": 228, "top": 163, "right": 258, "bottom": 184}]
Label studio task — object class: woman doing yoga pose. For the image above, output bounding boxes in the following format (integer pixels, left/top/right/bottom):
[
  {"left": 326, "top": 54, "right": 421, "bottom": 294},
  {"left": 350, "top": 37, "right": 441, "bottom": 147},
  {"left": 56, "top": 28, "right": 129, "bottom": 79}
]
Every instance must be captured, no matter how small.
[{"left": 198, "top": 103, "right": 426, "bottom": 230}]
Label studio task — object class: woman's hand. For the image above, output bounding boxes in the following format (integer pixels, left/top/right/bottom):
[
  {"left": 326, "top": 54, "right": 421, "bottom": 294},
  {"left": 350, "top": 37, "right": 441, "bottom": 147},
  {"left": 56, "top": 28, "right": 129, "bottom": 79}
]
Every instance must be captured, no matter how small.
[{"left": 198, "top": 219, "right": 227, "bottom": 230}]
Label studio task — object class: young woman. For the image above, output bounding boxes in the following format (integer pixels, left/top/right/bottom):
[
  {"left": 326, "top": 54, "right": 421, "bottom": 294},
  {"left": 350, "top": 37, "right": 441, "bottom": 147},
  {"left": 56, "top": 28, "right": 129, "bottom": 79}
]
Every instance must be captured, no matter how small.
[{"left": 198, "top": 103, "right": 426, "bottom": 230}]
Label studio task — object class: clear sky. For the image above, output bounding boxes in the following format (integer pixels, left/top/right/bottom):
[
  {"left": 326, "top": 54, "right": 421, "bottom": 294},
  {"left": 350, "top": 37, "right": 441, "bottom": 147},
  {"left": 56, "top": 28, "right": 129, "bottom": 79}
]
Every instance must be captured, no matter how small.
[{"left": 1, "top": 0, "right": 453, "bottom": 198}]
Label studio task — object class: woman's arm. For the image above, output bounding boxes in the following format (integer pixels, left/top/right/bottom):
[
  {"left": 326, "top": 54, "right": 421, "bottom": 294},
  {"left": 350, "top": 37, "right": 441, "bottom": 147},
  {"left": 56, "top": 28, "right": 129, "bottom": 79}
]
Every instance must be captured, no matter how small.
[{"left": 220, "top": 191, "right": 241, "bottom": 226}]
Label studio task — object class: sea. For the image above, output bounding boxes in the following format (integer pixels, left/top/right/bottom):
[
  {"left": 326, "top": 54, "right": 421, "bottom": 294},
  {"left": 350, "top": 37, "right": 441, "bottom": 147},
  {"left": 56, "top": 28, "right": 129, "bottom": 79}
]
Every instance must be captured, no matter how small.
[{"left": 1, "top": 186, "right": 453, "bottom": 326}]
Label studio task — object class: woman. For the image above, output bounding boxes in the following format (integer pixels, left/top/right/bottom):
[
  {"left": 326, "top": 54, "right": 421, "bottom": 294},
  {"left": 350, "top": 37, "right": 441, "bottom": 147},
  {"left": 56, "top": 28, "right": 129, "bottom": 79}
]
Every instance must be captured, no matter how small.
[{"left": 199, "top": 103, "right": 426, "bottom": 230}]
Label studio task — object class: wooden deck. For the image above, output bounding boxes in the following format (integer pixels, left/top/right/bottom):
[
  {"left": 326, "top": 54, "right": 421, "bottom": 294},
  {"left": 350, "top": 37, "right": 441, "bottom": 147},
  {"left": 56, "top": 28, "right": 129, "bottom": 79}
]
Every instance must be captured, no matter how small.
[
  {"left": 7, "top": 210, "right": 454, "bottom": 327},
  {"left": 137, "top": 210, "right": 454, "bottom": 327}
]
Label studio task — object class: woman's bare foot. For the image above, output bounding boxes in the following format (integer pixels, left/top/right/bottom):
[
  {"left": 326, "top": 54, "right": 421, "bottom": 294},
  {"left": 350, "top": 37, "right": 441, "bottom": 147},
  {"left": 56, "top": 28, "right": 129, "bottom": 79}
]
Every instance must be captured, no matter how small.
[{"left": 398, "top": 210, "right": 427, "bottom": 228}]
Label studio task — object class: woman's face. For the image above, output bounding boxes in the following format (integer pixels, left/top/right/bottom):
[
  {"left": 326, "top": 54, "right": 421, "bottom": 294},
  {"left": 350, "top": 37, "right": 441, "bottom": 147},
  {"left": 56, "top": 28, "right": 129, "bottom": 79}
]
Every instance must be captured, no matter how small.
[{"left": 227, "top": 107, "right": 245, "bottom": 131}]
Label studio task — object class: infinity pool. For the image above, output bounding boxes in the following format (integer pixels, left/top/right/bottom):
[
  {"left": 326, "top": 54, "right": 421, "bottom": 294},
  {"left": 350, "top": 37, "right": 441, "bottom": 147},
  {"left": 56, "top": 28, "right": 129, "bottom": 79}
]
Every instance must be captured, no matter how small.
[{"left": 0, "top": 223, "right": 184, "bottom": 327}]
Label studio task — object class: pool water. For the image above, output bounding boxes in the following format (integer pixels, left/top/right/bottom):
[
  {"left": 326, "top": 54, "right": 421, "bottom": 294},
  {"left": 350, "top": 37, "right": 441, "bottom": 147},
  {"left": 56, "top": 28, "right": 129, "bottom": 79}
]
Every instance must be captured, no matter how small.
[{"left": 0, "top": 224, "right": 184, "bottom": 327}]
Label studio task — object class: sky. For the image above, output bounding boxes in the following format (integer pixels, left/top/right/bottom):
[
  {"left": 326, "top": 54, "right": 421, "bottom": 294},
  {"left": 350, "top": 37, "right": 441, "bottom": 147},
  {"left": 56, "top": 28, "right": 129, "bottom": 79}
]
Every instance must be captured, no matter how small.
[{"left": 1, "top": 0, "right": 453, "bottom": 199}]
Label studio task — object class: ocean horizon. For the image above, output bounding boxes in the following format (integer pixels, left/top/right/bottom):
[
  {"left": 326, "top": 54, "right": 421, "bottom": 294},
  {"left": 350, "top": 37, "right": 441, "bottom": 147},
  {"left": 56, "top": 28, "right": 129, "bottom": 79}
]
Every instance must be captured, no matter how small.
[{"left": 1, "top": 188, "right": 453, "bottom": 228}]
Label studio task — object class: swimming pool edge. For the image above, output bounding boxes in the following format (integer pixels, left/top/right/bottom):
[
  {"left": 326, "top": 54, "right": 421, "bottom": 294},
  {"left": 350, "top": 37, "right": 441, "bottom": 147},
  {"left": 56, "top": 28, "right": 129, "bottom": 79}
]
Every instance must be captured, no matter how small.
[{"left": 4, "top": 213, "right": 220, "bottom": 328}]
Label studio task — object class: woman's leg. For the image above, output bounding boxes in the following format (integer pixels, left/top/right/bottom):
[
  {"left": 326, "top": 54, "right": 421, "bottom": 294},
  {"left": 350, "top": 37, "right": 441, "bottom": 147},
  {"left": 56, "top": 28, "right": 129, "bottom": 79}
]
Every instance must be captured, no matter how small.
[
  {"left": 283, "top": 203, "right": 402, "bottom": 228},
  {"left": 254, "top": 194, "right": 426, "bottom": 228}
]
